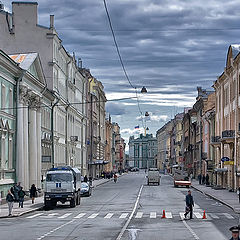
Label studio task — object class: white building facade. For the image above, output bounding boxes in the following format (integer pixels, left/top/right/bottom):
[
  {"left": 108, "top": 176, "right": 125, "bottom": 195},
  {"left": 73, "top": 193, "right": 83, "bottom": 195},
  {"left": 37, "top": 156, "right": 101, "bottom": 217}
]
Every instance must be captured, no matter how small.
[{"left": 0, "top": 2, "right": 88, "bottom": 181}]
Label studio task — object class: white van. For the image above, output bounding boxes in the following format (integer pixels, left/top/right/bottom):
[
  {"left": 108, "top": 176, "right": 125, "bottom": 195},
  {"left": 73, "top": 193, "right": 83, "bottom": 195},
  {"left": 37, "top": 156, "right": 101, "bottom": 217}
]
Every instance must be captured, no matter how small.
[{"left": 147, "top": 168, "right": 160, "bottom": 185}]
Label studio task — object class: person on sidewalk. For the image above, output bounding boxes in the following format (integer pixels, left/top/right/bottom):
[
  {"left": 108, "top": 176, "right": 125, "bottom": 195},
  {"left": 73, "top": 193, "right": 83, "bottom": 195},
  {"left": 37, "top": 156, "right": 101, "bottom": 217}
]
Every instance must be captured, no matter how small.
[
  {"left": 30, "top": 184, "right": 37, "bottom": 204},
  {"left": 184, "top": 190, "right": 194, "bottom": 219},
  {"left": 206, "top": 174, "right": 210, "bottom": 186},
  {"left": 114, "top": 174, "right": 117, "bottom": 183},
  {"left": 229, "top": 226, "right": 240, "bottom": 240},
  {"left": 198, "top": 174, "right": 202, "bottom": 185},
  {"left": 6, "top": 189, "right": 14, "bottom": 216},
  {"left": 18, "top": 187, "right": 25, "bottom": 208},
  {"left": 202, "top": 175, "right": 206, "bottom": 185},
  {"left": 13, "top": 183, "right": 19, "bottom": 202},
  {"left": 84, "top": 175, "right": 88, "bottom": 183}
]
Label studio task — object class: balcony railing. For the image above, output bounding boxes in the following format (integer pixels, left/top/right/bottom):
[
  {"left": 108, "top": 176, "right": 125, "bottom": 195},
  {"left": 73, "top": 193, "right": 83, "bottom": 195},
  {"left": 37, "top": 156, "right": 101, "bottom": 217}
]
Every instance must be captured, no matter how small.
[
  {"left": 222, "top": 130, "right": 235, "bottom": 139},
  {"left": 211, "top": 136, "right": 221, "bottom": 143}
]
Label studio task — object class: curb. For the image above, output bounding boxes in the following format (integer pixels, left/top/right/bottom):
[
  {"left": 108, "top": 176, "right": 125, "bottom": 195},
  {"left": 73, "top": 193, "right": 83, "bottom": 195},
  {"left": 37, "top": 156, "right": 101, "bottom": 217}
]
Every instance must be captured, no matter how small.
[
  {"left": 0, "top": 204, "right": 44, "bottom": 219},
  {"left": 93, "top": 173, "right": 126, "bottom": 188},
  {"left": 191, "top": 185, "right": 238, "bottom": 213}
]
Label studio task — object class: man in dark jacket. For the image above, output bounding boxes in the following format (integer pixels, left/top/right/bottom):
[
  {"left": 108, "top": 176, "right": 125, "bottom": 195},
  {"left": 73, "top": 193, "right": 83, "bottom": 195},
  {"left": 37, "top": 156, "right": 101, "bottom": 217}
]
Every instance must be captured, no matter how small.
[
  {"left": 229, "top": 226, "right": 240, "bottom": 240},
  {"left": 184, "top": 190, "right": 194, "bottom": 219}
]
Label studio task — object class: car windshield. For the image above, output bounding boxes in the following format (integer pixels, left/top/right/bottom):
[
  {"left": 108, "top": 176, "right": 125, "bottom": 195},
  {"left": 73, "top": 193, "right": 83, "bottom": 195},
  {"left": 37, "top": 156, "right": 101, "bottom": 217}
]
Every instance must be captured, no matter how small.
[
  {"left": 46, "top": 173, "right": 73, "bottom": 182},
  {"left": 81, "top": 182, "right": 89, "bottom": 188}
]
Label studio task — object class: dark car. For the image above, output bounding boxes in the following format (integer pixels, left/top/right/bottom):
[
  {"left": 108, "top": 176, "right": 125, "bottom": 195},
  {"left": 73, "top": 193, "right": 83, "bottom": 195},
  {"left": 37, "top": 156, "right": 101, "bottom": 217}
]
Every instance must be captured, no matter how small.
[
  {"left": 80, "top": 182, "right": 92, "bottom": 197},
  {"left": 130, "top": 167, "right": 139, "bottom": 172}
]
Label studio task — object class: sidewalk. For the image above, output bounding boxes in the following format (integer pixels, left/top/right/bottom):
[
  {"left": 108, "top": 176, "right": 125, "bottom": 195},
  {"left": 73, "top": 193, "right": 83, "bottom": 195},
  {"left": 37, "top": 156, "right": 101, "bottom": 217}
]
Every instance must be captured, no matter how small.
[
  {"left": 0, "top": 174, "right": 124, "bottom": 218},
  {"left": 191, "top": 179, "right": 240, "bottom": 213}
]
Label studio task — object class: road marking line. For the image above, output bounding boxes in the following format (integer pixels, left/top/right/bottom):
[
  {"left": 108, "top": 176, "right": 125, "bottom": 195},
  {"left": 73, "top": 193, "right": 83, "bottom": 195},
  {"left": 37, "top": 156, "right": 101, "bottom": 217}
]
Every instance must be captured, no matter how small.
[
  {"left": 26, "top": 213, "right": 43, "bottom": 219},
  {"left": 135, "top": 212, "right": 143, "bottom": 218},
  {"left": 88, "top": 213, "right": 99, "bottom": 219},
  {"left": 42, "top": 213, "right": 59, "bottom": 218},
  {"left": 119, "top": 213, "right": 128, "bottom": 219},
  {"left": 223, "top": 213, "right": 234, "bottom": 219},
  {"left": 74, "top": 213, "right": 86, "bottom": 219},
  {"left": 208, "top": 213, "right": 219, "bottom": 219},
  {"left": 36, "top": 219, "right": 76, "bottom": 240},
  {"left": 194, "top": 212, "right": 202, "bottom": 219},
  {"left": 58, "top": 213, "right": 72, "bottom": 219},
  {"left": 150, "top": 212, "right": 156, "bottom": 218},
  {"left": 182, "top": 219, "right": 200, "bottom": 240},
  {"left": 116, "top": 184, "right": 144, "bottom": 240},
  {"left": 179, "top": 212, "right": 185, "bottom": 220},
  {"left": 165, "top": 212, "right": 172, "bottom": 219},
  {"left": 104, "top": 213, "right": 114, "bottom": 219}
]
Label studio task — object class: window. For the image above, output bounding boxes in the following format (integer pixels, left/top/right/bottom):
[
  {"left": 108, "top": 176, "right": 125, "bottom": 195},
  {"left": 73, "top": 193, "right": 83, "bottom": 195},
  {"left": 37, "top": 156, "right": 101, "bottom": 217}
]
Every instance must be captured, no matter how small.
[
  {"left": 9, "top": 88, "right": 13, "bottom": 115},
  {"left": 1, "top": 84, "right": 5, "bottom": 109}
]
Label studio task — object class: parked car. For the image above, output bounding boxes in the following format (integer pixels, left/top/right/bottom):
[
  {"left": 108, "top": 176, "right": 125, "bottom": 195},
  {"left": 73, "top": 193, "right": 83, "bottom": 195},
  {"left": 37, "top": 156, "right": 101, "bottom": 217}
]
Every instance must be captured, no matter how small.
[
  {"left": 80, "top": 182, "right": 92, "bottom": 197},
  {"left": 130, "top": 167, "right": 139, "bottom": 172}
]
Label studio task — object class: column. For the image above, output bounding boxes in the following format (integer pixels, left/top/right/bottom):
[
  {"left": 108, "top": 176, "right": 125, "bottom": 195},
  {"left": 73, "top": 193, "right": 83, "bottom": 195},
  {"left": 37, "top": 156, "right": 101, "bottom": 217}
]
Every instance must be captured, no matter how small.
[
  {"left": 16, "top": 101, "right": 24, "bottom": 186},
  {"left": 23, "top": 104, "right": 29, "bottom": 189},
  {"left": 29, "top": 107, "right": 38, "bottom": 186},
  {"left": 36, "top": 109, "right": 42, "bottom": 188}
]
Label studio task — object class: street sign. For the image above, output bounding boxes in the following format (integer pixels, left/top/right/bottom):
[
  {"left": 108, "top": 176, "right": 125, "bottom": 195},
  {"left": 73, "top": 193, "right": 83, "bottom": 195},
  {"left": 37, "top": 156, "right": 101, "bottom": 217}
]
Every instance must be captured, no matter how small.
[
  {"left": 221, "top": 157, "right": 230, "bottom": 162},
  {"left": 224, "top": 161, "right": 234, "bottom": 165}
]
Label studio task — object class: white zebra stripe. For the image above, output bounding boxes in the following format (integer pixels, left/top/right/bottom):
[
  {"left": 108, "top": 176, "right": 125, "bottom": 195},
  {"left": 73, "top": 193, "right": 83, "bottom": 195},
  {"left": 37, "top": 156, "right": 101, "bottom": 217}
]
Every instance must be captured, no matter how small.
[{"left": 135, "top": 212, "right": 143, "bottom": 218}]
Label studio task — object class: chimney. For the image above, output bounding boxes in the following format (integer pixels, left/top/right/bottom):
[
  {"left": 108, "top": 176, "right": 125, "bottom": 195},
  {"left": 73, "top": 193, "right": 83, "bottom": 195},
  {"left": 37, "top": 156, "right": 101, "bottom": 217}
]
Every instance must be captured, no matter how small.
[
  {"left": 12, "top": 2, "right": 38, "bottom": 26},
  {"left": 50, "top": 15, "right": 54, "bottom": 29},
  {"left": 78, "top": 58, "right": 82, "bottom": 68}
]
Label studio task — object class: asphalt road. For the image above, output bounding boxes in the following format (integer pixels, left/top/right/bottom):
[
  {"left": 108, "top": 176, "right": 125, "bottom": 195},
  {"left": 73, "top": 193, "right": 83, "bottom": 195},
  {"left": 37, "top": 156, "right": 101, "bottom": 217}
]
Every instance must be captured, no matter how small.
[{"left": 0, "top": 172, "right": 239, "bottom": 240}]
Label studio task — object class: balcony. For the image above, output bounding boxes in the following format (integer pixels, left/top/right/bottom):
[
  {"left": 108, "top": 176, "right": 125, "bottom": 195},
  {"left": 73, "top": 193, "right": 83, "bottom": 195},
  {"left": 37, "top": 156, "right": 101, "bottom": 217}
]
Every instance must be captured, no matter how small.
[
  {"left": 221, "top": 130, "right": 235, "bottom": 144},
  {"left": 211, "top": 136, "right": 221, "bottom": 146}
]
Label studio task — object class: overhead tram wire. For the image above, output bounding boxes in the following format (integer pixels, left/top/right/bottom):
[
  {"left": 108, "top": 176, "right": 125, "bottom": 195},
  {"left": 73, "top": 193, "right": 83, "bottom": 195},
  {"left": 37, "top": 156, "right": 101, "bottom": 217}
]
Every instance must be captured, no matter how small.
[
  {"left": 103, "top": 0, "right": 145, "bottom": 128},
  {"left": 0, "top": 96, "right": 138, "bottom": 111}
]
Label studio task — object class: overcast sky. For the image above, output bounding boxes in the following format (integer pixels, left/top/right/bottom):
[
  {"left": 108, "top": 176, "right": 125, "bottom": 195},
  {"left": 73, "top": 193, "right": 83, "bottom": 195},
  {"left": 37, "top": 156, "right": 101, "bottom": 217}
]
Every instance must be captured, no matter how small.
[{"left": 3, "top": 0, "right": 240, "bottom": 150}]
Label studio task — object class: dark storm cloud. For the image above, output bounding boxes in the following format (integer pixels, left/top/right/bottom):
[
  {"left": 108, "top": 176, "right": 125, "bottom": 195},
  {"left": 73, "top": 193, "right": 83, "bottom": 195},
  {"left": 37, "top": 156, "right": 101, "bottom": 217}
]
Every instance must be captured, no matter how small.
[
  {"left": 106, "top": 102, "right": 126, "bottom": 116},
  {"left": 3, "top": 0, "right": 240, "bottom": 139}
]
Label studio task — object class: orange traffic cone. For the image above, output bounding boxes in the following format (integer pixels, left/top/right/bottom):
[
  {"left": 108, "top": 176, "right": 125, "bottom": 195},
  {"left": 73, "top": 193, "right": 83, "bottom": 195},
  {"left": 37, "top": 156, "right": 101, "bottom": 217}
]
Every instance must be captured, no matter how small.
[
  {"left": 202, "top": 210, "right": 207, "bottom": 219},
  {"left": 161, "top": 210, "right": 166, "bottom": 219}
]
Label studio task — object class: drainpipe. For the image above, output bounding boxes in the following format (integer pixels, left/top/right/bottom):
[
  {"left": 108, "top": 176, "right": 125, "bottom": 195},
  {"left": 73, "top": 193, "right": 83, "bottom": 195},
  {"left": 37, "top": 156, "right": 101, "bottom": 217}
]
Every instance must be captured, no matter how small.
[
  {"left": 234, "top": 64, "right": 239, "bottom": 191},
  {"left": 51, "top": 95, "right": 60, "bottom": 168}
]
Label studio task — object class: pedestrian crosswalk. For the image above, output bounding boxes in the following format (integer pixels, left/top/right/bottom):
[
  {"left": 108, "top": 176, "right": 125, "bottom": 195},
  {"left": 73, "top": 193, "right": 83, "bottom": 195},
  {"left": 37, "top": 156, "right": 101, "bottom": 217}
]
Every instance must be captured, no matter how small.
[{"left": 26, "top": 211, "right": 237, "bottom": 221}]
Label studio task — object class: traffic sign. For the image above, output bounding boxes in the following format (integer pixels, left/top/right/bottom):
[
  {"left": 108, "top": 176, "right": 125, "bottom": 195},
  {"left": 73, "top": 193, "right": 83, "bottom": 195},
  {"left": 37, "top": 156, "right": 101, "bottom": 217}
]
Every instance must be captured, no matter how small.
[
  {"left": 221, "top": 157, "right": 230, "bottom": 162},
  {"left": 224, "top": 161, "right": 234, "bottom": 165}
]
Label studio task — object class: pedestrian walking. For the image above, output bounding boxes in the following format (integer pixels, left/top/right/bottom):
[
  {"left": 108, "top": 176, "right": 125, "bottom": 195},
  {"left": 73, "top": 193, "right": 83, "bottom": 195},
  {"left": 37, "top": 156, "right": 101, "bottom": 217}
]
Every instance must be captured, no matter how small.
[
  {"left": 206, "top": 174, "right": 210, "bottom": 186},
  {"left": 229, "top": 226, "right": 240, "bottom": 240},
  {"left": 6, "top": 189, "right": 14, "bottom": 216},
  {"left": 84, "top": 175, "right": 88, "bottom": 183},
  {"left": 18, "top": 187, "right": 25, "bottom": 208},
  {"left": 114, "top": 174, "right": 117, "bottom": 183},
  {"left": 190, "top": 173, "right": 193, "bottom": 181},
  {"left": 198, "top": 174, "right": 202, "bottom": 185},
  {"left": 184, "top": 190, "right": 194, "bottom": 219},
  {"left": 202, "top": 175, "right": 206, "bottom": 185},
  {"left": 30, "top": 184, "right": 37, "bottom": 204},
  {"left": 13, "top": 183, "right": 19, "bottom": 202}
]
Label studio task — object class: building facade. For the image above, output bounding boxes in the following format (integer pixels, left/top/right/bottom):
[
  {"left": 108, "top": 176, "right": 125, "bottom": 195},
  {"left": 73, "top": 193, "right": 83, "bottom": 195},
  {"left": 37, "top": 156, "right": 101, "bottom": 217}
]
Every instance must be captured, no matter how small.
[
  {"left": 213, "top": 45, "right": 240, "bottom": 190},
  {"left": 156, "top": 121, "right": 173, "bottom": 171},
  {"left": 129, "top": 134, "right": 157, "bottom": 169},
  {"left": 0, "top": 50, "right": 17, "bottom": 198},
  {"left": 0, "top": 2, "right": 88, "bottom": 180}
]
